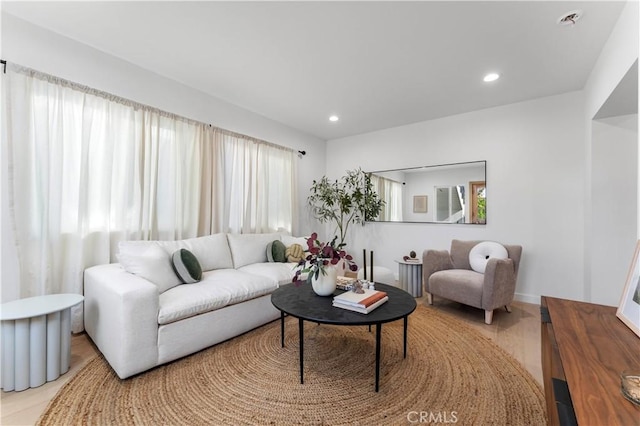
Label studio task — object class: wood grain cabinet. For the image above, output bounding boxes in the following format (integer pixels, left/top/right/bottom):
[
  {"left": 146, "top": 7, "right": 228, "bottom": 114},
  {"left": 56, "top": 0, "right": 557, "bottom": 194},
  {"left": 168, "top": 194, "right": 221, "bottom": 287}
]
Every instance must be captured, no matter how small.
[{"left": 540, "top": 296, "right": 640, "bottom": 425}]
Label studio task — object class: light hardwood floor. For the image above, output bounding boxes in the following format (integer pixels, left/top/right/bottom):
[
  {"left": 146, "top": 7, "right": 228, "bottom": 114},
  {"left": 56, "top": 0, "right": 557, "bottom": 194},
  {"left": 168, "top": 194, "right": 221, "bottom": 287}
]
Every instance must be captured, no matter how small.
[{"left": 1, "top": 298, "right": 542, "bottom": 425}]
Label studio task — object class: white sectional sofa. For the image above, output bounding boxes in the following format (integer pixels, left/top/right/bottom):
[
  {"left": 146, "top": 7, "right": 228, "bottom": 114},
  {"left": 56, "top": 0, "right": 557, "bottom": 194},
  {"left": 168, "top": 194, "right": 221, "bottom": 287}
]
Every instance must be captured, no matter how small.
[{"left": 84, "top": 232, "right": 305, "bottom": 379}]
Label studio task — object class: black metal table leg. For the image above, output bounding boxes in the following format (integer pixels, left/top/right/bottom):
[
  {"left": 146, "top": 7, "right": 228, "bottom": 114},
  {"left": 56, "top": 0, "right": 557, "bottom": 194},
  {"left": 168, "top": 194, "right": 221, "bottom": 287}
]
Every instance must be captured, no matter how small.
[
  {"left": 299, "top": 318, "right": 304, "bottom": 384},
  {"left": 375, "top": 323, "right": 382, "bottom": 392},
  {"left": 280, "top": 311, "right": 286, "bottom": 347},
  {"left": 403, "top": 315, "right": 408, "bottom": 358}
]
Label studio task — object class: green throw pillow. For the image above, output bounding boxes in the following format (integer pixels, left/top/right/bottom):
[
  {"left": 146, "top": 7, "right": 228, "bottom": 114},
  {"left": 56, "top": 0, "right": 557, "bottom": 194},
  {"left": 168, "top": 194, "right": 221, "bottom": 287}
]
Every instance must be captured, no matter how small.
[
  {"left": 171, "top": 249, "right": 202, "bottom": 284},
  {"left": 271, "top": 240, "right": 287, "bottom": 263}
]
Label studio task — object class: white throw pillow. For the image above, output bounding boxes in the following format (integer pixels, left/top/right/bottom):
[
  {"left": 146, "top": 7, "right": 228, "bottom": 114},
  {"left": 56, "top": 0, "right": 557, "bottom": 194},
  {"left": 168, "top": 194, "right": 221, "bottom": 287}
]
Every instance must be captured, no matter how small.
[
  {"left": 468, "top": 241, "right": 508, "bottom": 274},
  {"left": 117, "top": 243, "right": 181, "bottom": 293}
]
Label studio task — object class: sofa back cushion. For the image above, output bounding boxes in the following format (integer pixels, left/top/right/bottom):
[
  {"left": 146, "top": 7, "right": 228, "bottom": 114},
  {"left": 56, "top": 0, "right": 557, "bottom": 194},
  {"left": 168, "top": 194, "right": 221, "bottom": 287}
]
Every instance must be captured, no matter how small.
[
  {"left": 450, "top": 240, "right": 480, "bottom": 270},
  {"left": 227, "top": 233, "right": 281, "bottom": 268},
  {"left": 117, "top": 243, "right": 181, "bottom": 293},
  {"left": 157, "top": 234, "right": 233, "bottom": 271},
  {"left": 281, "top": 235, "right": 309, "bottom": 248}
]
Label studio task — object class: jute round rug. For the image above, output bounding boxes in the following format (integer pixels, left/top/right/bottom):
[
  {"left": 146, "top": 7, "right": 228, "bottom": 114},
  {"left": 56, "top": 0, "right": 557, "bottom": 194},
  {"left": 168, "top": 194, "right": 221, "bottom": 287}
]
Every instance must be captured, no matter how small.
[{"left": 38, "top": 305, "right": 545, "bottom": 425}]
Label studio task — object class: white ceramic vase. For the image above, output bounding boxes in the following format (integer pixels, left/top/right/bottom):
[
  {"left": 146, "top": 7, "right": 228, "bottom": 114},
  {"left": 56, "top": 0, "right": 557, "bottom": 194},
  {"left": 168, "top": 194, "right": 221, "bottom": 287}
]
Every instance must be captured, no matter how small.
[
  {"left": 311, "top": 266, "right": 338, "bottom": 296},
  {"left": 333, "top": 258, "right": 348, "bottom": 276}
]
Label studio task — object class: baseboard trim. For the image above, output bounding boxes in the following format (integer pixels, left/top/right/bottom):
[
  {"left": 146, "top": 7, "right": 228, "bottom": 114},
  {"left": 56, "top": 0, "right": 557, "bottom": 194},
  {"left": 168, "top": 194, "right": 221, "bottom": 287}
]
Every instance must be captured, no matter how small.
[{"left": 514, "top": 292, "right": 540, "bottom": 305}]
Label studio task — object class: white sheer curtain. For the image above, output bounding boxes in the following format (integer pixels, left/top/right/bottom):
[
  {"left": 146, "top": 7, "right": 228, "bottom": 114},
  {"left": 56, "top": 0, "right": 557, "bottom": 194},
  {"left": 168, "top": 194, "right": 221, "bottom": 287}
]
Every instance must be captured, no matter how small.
[
  {"left": 371, "top": 175, "right": 403, "bottom": 221},
  {"left": 2, "top": 65, "right": 297, "bottom": 331},
  {"left": 218, "top": 130, "right": 296, "bottom": 234}
]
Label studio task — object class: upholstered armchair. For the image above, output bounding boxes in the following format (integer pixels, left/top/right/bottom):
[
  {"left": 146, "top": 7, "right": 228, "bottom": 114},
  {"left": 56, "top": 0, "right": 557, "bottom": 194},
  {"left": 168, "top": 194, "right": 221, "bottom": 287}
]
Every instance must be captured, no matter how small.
[{"left": 422, "top": 240, "right": 522, "bottom": 325}]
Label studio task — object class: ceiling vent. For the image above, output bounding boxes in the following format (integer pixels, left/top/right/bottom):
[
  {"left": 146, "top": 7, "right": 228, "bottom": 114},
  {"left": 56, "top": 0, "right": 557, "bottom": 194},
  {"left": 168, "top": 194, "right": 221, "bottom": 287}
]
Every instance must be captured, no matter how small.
[{"left": 557, "top": 10, "right": 583, "bottom": 26}]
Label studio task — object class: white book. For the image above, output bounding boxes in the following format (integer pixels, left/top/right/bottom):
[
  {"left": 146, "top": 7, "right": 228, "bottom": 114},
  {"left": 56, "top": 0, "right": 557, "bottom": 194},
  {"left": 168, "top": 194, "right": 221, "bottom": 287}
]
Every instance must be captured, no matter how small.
[
  {"left": 333, "top": 288, "right": 387, "bottom": 308},
  {"left": 333, "top": 296, "right": 389, "bottom": 314}
]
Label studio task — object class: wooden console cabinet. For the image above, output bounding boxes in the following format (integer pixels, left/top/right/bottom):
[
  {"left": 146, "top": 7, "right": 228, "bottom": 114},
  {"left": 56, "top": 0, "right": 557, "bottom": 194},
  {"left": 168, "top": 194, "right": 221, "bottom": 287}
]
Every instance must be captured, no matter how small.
[{"left": 541, "top": 296, "right": 640, "bottom": 425}]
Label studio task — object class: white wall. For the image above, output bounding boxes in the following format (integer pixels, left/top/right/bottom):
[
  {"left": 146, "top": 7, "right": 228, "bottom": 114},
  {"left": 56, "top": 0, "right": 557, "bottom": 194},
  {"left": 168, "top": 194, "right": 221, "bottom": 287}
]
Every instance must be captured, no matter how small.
[
  {"left": 0, "top": 13, "right": 326, "bottom": 301},
  {"left": 583, "top": 0, "right": 639, "bottom": 305},
  {"left": 591, "top": 114, "right": 638, "bottom": 306},
  {"left": 584, "top": 1, "right": 639, "bottom": 120},
  {"left": 326, "top": 91, "right": 586, "bottom": 304}
]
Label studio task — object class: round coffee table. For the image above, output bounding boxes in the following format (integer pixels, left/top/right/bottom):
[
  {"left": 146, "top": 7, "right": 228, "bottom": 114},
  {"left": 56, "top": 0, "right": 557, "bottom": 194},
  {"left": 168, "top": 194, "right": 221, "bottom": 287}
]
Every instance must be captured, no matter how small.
[{"left": 271, "top": 282, "right": 416, "bottom": 392}]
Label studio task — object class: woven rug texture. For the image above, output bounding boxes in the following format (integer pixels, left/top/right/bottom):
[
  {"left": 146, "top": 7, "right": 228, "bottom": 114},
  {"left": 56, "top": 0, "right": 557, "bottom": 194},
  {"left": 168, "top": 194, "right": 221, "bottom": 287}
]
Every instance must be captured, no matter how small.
[{"left": 38, "top": 305, "right": 546, "bottom": 425}]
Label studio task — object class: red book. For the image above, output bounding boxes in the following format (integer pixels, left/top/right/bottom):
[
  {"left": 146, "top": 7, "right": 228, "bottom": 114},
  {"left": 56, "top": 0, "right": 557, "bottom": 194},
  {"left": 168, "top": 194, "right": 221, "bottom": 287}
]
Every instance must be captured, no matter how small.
[{"left": 358, "top": 291, "right": 388, "bottom": 307}]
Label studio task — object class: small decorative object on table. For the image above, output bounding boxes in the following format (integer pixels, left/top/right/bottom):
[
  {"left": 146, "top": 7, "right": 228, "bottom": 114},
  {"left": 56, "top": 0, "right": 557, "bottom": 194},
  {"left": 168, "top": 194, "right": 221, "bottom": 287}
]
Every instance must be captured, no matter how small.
[
  {"left": 336, "top": 276, "right": 356, "bottom": 291},
  {"left": 403, "top": 250, "right": 420, "bottom": 263},
  {"left": 363, "top": 249, "right": 376, "bottom": 281},
  {"left": 351, "top": 280, "right": 365, "bottom": 294},
  {"left": 621, "top": 370, "right": 640, "bottom": 406}
]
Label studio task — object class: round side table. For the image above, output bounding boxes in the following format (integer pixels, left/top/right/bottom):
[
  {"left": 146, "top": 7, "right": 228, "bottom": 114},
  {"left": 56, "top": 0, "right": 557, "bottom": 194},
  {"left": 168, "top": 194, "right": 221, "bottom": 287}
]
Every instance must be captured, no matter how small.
[
  {"left": 1, "top": 294, "right": 84, "bottom": 391},
  {"left": 395, "top": 259, "right": 423, "bottom": 297}
]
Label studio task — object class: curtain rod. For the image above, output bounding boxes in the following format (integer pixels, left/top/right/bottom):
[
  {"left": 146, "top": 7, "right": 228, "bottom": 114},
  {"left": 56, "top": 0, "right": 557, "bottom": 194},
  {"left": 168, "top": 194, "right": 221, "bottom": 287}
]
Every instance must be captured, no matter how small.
[{"left": 2, "top": 59, "right": 307, "bottom": 156}]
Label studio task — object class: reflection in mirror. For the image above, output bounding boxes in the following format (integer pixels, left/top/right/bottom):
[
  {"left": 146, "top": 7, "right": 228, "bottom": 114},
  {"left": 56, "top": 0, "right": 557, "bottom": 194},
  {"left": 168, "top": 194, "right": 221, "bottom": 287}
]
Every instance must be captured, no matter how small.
[
  {"left": 366, "top": 161, "right": 486, "bottom": 224},
  {"left": 435, "top": 185, "right": 464, "bottom": 222}
]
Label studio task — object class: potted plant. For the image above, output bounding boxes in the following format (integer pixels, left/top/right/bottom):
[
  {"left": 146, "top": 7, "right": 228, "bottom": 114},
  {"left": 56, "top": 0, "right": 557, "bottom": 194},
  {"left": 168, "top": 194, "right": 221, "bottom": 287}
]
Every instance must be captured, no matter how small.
[
  {"left": 293, "top": 233, "right": 357, "bottom": 295},
  {"left": 307, "top": 168, "right": 384, "bottom": 247}
]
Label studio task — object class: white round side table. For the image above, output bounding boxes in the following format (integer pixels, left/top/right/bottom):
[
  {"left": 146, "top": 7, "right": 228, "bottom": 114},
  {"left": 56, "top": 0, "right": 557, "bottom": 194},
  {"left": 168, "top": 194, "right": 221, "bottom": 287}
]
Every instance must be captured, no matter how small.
[
  {"left": 1, "top": 294, "right": 84, "bottom": 392},
  {"left": 395, "top": 259, "right": 423, "bottom": 297}
]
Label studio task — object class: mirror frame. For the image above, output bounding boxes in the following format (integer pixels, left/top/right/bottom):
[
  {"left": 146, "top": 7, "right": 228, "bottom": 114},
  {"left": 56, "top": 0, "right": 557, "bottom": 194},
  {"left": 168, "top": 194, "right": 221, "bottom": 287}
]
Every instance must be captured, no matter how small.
[{"left": 365, "top": 160, "right": 487, "bottom": 225}]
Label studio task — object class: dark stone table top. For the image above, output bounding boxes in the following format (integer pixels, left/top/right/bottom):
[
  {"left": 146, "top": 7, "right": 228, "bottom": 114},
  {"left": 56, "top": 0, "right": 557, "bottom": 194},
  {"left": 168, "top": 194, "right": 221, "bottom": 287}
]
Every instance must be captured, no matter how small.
[{"left": 271, "top": 282, "right": 416, "bottom": 325}]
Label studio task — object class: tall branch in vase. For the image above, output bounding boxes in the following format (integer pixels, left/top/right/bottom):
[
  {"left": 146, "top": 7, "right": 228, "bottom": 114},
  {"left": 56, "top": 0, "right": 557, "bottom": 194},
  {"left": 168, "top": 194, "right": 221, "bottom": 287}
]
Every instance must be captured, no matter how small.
[{"left": 307, "top": 168, "right": 384, "bottom": 247}]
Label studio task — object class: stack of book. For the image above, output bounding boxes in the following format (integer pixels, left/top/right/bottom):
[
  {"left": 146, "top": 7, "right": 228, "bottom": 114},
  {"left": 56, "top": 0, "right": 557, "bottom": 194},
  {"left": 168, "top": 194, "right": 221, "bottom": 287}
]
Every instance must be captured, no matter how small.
[{"left": 333, "top": 289, "right": 388, "bottom": 314}]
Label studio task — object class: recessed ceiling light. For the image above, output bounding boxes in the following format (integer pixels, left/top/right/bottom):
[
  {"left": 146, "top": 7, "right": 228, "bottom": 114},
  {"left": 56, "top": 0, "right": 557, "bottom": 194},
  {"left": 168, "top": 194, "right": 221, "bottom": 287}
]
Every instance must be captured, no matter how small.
[
  {"left": 558, "top": 10, "right": 582, "bottom": 26},
  {"left": 483, "top": 73, "right": 500, "bottom": 82},
  {"left": 329, "top": 115, "right": 339, "bottom": 122}
]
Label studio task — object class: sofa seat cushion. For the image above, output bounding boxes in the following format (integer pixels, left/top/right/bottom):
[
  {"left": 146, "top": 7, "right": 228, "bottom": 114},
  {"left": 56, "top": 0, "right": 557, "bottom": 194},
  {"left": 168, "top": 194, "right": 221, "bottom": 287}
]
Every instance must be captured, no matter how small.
[
  {"left": 429, "top": 269, "right": 484, "bottom": 308},
  {"left": 158, "top": 269, "right": 277, "bottom": 325},
  {"left": 238, "top": 262, "right": 298, "bottom": 286}
]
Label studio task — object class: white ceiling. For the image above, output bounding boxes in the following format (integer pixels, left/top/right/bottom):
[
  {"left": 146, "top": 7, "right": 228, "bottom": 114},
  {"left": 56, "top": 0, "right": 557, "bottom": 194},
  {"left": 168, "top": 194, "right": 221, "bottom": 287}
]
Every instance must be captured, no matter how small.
[{"left": 2, "top": 1, "right": 627, "bottom": 140}]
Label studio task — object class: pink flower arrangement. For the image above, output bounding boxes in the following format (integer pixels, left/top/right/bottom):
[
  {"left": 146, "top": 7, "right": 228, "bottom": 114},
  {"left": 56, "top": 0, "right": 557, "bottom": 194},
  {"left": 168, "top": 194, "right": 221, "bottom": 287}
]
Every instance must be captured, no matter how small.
[{"left": 293, "top": 232, "right": 357, "bottom": 283}]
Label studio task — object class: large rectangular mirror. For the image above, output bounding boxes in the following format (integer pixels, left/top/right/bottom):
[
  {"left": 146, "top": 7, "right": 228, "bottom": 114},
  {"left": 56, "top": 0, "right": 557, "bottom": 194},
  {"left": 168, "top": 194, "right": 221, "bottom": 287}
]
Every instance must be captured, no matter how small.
[{"left": 366, "top": 161, "right": 486, "bottom": 224}]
